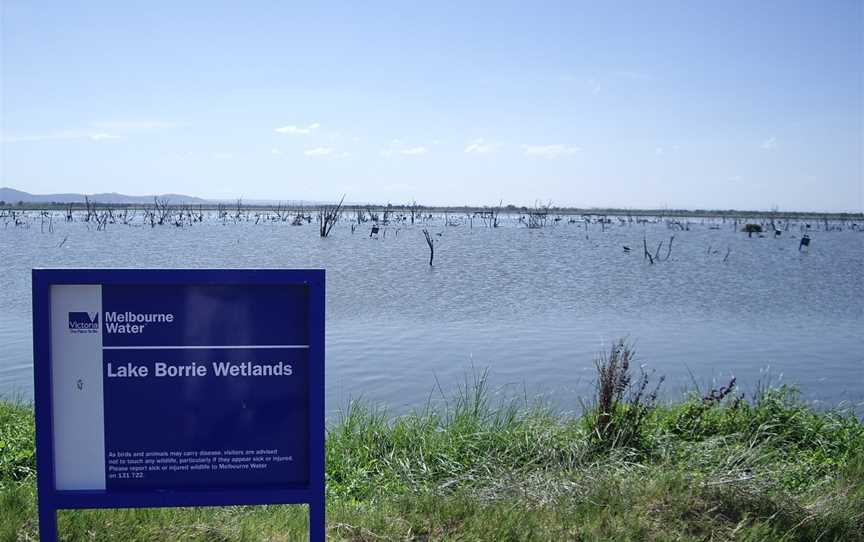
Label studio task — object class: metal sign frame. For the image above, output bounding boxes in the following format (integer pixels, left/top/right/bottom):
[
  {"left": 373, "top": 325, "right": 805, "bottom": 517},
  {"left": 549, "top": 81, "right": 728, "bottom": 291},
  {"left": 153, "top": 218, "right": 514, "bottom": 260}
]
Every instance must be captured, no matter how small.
[{"left": 32, "top": 269, "right": 325, "bottom": 541}]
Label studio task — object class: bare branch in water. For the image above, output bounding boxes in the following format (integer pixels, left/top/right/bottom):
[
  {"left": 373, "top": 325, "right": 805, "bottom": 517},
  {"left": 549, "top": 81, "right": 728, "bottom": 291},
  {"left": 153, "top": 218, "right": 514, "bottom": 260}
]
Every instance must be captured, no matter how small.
[{"left": 422, "top": 229, "right": 435, "bottom": 266}]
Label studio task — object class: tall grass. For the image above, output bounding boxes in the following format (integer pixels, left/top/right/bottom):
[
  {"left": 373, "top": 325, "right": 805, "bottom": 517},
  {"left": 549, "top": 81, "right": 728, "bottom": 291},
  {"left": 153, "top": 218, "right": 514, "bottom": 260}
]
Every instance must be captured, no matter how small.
[
  {"left": 590, "top": 340, "right": 664, "bottom": 451},
  {"left": 327, "top": 368, "right": 590, "bottom": 501},
  {"left": 0, "top": 400, "right": 35, "bottom": 485},
  {"left": 2, "top": 343, "right": 863, "bottom": 541}
]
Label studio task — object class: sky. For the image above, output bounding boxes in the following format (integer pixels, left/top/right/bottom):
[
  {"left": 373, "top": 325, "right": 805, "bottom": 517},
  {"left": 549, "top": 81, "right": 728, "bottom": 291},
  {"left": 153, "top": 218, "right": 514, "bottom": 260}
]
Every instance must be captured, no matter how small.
[{"left": 1, "top": 1, "right": 862, "bottom": 211}]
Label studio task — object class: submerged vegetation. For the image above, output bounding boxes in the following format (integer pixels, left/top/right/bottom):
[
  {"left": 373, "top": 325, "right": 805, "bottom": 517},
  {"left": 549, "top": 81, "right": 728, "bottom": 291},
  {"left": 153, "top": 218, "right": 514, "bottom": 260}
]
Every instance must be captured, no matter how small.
[
  {"left": 3, "top": 198, "right": 862, "bottom": 273},
  {"left": 2, "top": 343, "right": 863, "bottom": 541},
  {"left": 2, "top": 198, "right": 862, "bottom": 235}
]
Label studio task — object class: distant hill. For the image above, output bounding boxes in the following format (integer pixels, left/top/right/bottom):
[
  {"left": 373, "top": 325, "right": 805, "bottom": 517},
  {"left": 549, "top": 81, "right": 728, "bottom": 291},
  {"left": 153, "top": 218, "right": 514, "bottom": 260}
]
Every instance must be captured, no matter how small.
[{"left": 0, "top": 187, "right": 208, "bottom": 205}]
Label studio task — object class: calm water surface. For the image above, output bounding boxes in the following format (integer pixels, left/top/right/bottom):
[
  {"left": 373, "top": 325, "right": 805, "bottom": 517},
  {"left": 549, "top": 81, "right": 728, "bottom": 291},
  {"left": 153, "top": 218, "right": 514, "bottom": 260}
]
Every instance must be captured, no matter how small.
[{"left": 1, "top": 213, "right": 862, "bottom": 414}]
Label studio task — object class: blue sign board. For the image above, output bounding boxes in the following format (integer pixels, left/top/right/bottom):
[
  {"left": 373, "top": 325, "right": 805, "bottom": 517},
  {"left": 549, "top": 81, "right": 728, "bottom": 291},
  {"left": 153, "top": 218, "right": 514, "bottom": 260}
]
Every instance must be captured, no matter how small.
[{"left": 32, "top": 269, "right": 325, "bottom": 541}]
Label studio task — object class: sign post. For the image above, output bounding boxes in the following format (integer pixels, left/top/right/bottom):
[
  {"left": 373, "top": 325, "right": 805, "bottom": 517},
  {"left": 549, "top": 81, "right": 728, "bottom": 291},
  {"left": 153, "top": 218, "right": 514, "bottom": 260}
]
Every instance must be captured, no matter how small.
[{"left": 32, "top": 269, "right": 325, "bottom": 541}]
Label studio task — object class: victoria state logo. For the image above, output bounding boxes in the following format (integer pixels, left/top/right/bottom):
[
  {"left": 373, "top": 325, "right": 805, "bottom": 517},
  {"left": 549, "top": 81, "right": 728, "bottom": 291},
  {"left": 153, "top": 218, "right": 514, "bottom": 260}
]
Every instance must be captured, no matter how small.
[{"left": 68, "top": 312, "right": 99, "bottom": 334}]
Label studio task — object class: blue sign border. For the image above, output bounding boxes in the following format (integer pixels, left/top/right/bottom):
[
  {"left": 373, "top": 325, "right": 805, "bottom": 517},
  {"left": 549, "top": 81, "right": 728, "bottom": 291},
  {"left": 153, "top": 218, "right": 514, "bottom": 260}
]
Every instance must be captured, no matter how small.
[{"left": 32, "top": 269, "right": 326, "bottom": 541}]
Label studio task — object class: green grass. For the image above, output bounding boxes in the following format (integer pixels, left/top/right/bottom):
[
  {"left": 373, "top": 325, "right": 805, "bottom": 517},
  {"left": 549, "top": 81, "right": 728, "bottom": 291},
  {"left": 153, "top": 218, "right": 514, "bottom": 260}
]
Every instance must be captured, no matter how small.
[{"left": 2, "top": 375, "right": 863, "bottom": 541}]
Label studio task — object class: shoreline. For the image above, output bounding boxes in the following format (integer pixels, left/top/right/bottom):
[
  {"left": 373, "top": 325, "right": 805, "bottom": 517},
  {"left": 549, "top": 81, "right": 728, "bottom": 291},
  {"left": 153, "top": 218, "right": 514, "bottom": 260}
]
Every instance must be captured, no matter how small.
[
  {"left": 2, "top": 370, "right": 863, "bottom": 541},
  {"left": 3, "top": 202, "right": 862, "bottom": 221}
]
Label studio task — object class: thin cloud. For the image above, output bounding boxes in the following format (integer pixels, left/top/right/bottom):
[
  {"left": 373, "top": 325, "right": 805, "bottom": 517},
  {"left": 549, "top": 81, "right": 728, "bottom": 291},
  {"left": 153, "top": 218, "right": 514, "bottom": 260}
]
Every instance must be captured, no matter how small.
[
  {"left": 304, "top": 147, "right": 334, "bottom": 157},
  {"left": 275, "top": 122, "right": 321, "bottom": 135},
  {"left": 559, "top": 74, "right": 600, "bottom": 94},
  {"left": 91, "top": 120, "right": 181, "bottom": 130},
  {"left": 612, "top": 70, "right": 654, "bottom": 81},
  {"left": 1, "top": 130, "right": 120, "bottom": 143},
  {"left": 566, "top": 71, "right": 652, "bottom": 95},
  {"left": 381, "top": 141, "right": 428, "bottom": 157},
  {"left": 523, "top": 144, "right": 580, "bottom": 158},
  {"left": 90, "top": 133, "right": 121, "bottom": 141},
  {"left": 2, "top": 119, "right": 178, "bottom": 143},
  {"left": 464, "top": 138, "right": 495, "bottom": 154}
]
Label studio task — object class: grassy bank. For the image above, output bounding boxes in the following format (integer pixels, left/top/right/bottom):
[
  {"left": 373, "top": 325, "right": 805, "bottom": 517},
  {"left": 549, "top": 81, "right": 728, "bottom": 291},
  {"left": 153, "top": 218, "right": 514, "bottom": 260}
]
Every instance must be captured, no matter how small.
[{"left": 2, "top": 365, "right": 863, "bottom": 541}]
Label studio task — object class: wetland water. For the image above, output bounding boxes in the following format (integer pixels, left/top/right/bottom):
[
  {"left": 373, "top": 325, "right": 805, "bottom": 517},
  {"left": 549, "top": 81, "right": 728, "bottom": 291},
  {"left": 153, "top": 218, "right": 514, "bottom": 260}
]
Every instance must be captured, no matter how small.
[{"left": 1, "top": 212, "right": 862, "bottom": 414}]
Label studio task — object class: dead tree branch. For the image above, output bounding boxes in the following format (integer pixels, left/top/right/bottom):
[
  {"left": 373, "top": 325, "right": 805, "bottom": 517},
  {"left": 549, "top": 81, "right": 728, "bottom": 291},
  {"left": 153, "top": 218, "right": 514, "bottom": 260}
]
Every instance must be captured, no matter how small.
[
  {"left": 318, "top": 195, "right": 345, "bottom": 237},
  {"left": 422, "top": 229, "right": 434, "bottom": 266}
]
